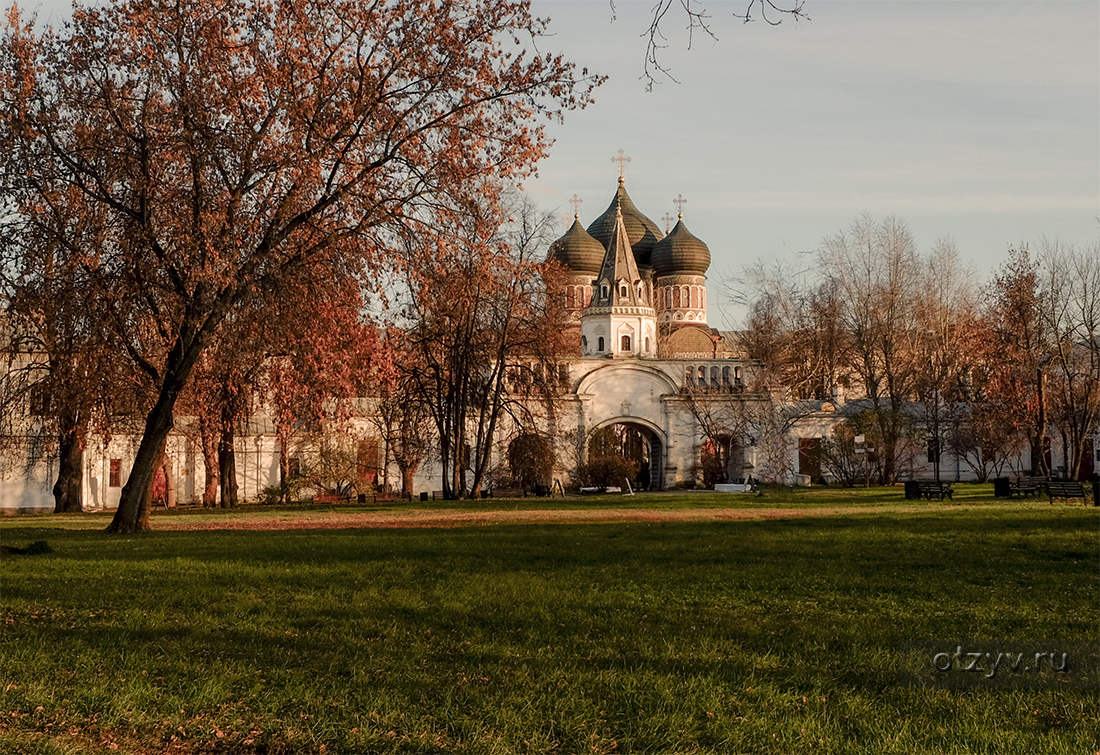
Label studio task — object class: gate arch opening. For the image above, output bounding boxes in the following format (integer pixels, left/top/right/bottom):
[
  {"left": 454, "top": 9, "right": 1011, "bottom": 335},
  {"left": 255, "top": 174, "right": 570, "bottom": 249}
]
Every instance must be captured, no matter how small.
[{"left": 586, "top": 420, "right": 665, "bottom": 491}]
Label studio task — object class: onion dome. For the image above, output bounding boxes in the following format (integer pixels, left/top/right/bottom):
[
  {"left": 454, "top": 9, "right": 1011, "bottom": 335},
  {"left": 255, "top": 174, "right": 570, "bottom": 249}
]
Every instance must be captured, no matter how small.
[
  {"left": 587, "top": 178, "right": 663, "bottom": 268},
  {"left": 548, "top": 216, "right": 605, "bottom": 274},
  {"left": 651, "top": 215, "right": 711, "bottom": 275}
]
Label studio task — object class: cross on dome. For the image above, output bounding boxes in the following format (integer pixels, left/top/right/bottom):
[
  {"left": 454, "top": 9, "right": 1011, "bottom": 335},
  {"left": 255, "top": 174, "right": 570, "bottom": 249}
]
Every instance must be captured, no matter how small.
[
  {"left": 611, "top": 150, "right": 631, "bottom": 180},
  {"left": 673, "top": 194, "right": 687, "bottom": 217},
  {"left": 662, "top": 212, "right": 674, "bottom": 233},
  {"left": 569, "top": 193, "right": 583, "bottom": 217}
]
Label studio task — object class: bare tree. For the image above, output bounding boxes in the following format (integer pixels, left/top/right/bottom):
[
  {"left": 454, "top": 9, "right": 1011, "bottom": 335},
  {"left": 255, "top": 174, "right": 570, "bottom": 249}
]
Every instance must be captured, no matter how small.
[
  {"left": 820, "top": 215, "right": 922, "bottom": 484},
  {"left": 1036, "top": 239, "right": 1100, "bottom": 479},
  {"left": 399, "top": 188, "right": 567, "bottom": 499},
  {"left": 625, "top": 0, "right": 809, "bottom": 90},
  {"left": 911, "top": 238, "right": 981, "bottom": 481}
]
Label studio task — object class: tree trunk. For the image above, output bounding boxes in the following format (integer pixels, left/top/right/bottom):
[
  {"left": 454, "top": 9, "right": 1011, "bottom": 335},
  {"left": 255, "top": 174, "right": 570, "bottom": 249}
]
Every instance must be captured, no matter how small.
[
  {"left": 1032, "top": 367, "right": 1049, "bottom": 476},
  {"left": 277, "top": 420, "right": 291, "bottom": 504},
  {"left": 201, "top": 424, "right": 220, "bottom": 507},
  {"left": 218, "top": 426, "right": 239, "bottom": 508},
  {"left": 52, "top": 412, "right": 84, "bottom": 513},
  {"left": 107, "top": 389, "right": 177, "bottom": 532},
  {"left": 400, "top": 461, "right": 419, "bottom": 496},
  {"left": 108, "top": 332, "right": 205, "bottom": 533}
]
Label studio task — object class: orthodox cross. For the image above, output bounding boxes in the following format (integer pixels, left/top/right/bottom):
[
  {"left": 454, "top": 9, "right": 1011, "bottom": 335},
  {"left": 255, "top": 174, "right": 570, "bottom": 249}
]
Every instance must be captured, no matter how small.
[
  {"left": 561, "top": 214, "right": 572, "bottom": 226},
  {"left": 673, "top": 194, "right": 687, "bottom": 216},
  {"left": 611, "top": 150, "right": 631, "bottom": 178},
  {"left": 569, "top": 194, "right": 583, "bottom": 217},
  {"left": 662, "top": 212, "right": 675, "bottom": 233}
]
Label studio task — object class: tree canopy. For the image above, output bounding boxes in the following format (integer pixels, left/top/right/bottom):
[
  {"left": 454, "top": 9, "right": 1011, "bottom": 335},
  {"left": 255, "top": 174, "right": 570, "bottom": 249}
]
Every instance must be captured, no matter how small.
[{"left": 1, "top": 0, "right": 599, "bottom": 531}]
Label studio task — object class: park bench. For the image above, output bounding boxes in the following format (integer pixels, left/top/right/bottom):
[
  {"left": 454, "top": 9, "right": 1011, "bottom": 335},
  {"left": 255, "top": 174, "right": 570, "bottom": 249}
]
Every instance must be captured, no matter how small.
[
  {"left": 1045, "top": 480, "right": 1091, "bottom": 505},
  {"left": 1010, "top": 476, "right": 1047, "bottom": 498},
  {"left": 312, "top": 493, "right": 353, "bottom": 505},
  {"left": 993, "top": 476, "right": 1047, "bottom": 498},
  {"left": 914, "top": 480, "right": 954, "bottom": 501},
  {"left": 490, "top": 487, "right": 525, "bottom": 498}
]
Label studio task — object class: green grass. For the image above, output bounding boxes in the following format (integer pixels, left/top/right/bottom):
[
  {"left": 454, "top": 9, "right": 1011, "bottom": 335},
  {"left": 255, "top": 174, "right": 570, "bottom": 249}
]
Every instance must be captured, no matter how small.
[{"left": 1, "top": 490, "right": 1097, "bottom": 754}]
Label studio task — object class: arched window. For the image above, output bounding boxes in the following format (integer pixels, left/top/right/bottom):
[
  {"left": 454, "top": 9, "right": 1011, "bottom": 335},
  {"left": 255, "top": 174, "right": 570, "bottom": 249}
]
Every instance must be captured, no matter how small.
[
  {"left": 698, "top": 366, "right": 706, "bottom": 383},
  {"left": 601, "top": 284, "right": 609, "bottom": 300},
  {"left": 581, "top": 335, "right": 588, "bottom": 352},
  {"left": 621, "top": 335, "right": 631, "bottom": 352},
  {"left": 685, "top": 367, "right": 694, "bottom": 385},
  {"left": 722, "top": 366, "right": 731, "bottom": 385},
  {"left": 665, "top": 288, "right": 672, "bottom": 309},
  {"left": 672, "top": 287, "right": 680, "bottom": 308},
  {"left": 711, "top": 366, "right": 719, "bottom": 386},
  {"left": 620, "top": 284, "right": 628, "bottom": 298},
  {"left": 597, "top": 336, "right": 605, "bottom": 352},
  {"left": 644, "top": 337, "right": 650, "bottom": 353},
  {"left": 734, "top": 366, "right": 743, "bottom": 385}
]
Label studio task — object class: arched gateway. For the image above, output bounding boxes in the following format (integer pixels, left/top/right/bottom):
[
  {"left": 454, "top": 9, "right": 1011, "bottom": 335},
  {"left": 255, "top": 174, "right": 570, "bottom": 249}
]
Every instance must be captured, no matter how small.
[{"left": 589, "top": 417, "right": 665, "bottom": 490}]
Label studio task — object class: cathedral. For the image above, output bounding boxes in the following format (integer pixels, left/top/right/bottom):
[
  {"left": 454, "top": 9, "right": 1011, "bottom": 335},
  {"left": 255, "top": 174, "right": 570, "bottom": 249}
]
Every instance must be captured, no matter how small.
[{"left": 537, "top": 171, "right": 761, "bottom": 490}]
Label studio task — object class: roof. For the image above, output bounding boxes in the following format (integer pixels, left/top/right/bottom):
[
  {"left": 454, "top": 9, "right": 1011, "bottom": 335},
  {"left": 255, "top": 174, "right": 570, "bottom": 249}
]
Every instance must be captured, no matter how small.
[
  {"left": 586, "top": 178, "right": 663, "bottom": 269},
  {"left": 651, "top": 216, "right": 711, "bottom": 275},
  {"left": 548, "top": 216, "right": 606, "bottom": 275}
]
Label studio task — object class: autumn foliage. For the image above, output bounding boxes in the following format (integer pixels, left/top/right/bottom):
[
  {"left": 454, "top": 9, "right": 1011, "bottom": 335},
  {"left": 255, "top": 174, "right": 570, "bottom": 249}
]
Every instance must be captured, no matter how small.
[{"left": 1, "top": 0, "right": 599, "bottom": 530}]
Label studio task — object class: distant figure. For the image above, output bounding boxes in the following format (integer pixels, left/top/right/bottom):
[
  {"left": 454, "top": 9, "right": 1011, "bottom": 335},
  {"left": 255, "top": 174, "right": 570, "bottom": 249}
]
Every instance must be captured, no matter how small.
[{"left": 153, "top": 466, "right": 168, "bottom": 508}]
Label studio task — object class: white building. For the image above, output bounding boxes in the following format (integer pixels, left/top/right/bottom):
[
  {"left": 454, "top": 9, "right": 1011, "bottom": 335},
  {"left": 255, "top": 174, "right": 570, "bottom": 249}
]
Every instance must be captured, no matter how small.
[{"left": 4, "top": 175, "right": 1092, "bottom": 512}]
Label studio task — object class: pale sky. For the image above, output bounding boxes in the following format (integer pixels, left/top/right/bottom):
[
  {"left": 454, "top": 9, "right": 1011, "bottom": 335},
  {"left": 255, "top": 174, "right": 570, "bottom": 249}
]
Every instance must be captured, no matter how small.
[
  {"left": 17, "top": 0, "right": 1100, "bottom": 327},
  {"left": 525, "top": 0, "right": 1099, "bottom": 324}
]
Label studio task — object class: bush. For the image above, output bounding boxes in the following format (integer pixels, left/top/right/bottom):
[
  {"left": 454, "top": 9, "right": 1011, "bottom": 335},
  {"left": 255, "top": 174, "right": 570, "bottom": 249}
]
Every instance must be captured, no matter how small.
[{"left": 575, "top": 454, "right": 639, "bottom": 491}]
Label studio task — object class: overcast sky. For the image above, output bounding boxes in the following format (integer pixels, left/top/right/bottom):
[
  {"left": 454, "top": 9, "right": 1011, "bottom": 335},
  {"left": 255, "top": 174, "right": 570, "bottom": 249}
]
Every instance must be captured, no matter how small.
[
  {"left": 17, "top": 0, "right": 1099, "bottom": 327},
  {"left": 524, "top": 0, "right": 1099, "bottom": 324}
]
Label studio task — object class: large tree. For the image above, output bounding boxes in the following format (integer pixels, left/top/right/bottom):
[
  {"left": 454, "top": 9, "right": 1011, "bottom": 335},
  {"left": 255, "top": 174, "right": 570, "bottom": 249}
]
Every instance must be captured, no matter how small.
[{"left": 2, "top": 0, "right": 597, "bottom": 531}]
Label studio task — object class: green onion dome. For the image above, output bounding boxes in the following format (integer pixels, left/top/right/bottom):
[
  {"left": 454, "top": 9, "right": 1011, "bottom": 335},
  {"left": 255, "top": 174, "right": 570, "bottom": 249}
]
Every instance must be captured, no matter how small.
[
  {"left": 650, "top": 216, "right": 711, "bottom": 276},
  {"left": 586, "top": 179, "right": 663, "bottom": 268},
  {"left": 548, "top": 216, "right": 606, "bottom": 274}
]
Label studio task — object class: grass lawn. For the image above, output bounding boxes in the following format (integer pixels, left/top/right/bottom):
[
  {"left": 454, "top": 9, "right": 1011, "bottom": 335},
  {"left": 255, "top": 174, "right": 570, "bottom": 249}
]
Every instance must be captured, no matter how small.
[{"left": 1, "top": 487, "right": 1097, "bottom": 754}]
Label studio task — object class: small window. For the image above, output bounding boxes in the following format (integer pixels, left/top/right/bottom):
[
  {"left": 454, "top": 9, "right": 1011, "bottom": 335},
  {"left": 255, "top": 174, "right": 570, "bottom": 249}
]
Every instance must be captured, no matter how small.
[
  {"left": 597, "top": 336, "right": 605, "bottom": 351},
  {"left": 620, "top": 284, "right": 628, "bottom": 297},
  {"left": 621, "top": 335, "right": 631, "bottom": 352},
  {"left": 601, "top": 285, "right": 609, "bottom": 300},
  {"left": 581, "top": 335, "right": 588, "bottom": 351},
  {"left": 644, "top": 337, "right": 650, "bottom": 353},
  {"left": 109, "top": 459, "right": 122, "bottom": 488}
]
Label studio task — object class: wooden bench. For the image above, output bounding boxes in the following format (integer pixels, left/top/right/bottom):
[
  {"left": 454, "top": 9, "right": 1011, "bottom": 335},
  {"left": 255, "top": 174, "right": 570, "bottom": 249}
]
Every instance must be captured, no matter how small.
[
  {"left": 1046, "top": 480, "right": 1090, "bottom": 504},
  {"left": 1010, "top": 476, "right": 1047, "bottom": 497},
  {"left": 312, "top": 493, "right": 353, "bottom": 505},
  {"left": 915, "top": 480, "right": 954, "bottom": 501},
  {"left": 490, "top": 487, "right": 525, "bottom": 498}
]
